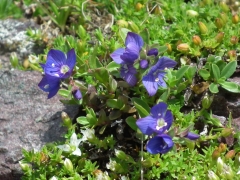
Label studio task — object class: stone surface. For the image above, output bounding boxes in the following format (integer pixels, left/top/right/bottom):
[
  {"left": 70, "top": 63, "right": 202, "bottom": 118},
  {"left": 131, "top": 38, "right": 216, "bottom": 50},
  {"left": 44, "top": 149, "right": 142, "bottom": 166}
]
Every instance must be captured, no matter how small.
[
  {"left": 0, "top": 19, "right": 43, "bottom": 70},
  {"left": 0, "top": 70, "right": 79, "bottom": 180}
]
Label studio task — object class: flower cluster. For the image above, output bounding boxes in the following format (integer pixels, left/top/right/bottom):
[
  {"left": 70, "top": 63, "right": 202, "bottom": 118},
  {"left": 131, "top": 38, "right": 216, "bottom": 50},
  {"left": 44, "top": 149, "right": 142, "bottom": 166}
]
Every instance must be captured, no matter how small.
[
  {"left": 38, "top": 49, "right": 82, "bottom": 99},
  {"left": 136, "top": 102, "right": 174, "bottom": 154},
  {"left": 110, "top": 32, "right": 177, "bottom": 96}
]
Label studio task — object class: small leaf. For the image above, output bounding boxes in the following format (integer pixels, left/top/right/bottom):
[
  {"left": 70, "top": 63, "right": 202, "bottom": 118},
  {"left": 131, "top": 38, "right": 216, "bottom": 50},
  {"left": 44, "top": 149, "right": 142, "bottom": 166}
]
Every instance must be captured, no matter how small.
[
  {"left": 58, "top": 89, "right": 71, "bottom": 98},
  {"left": 109, "top": 110, "right": 122, "bottom": 120},
  {"left": 106, "top": 61, "right": 120, "bottom": 72},
  {"left": 175, "top": 65, "right": 189, "bottom": 80},
  {"left": 109, "top": 76, "right": 117, "bottom": 92},
  {"left": 91, "top": 67, "right": 109, "bottom": 87},
  {"left": 132, "top": 98, "right": 150, "bottom": 118},
  {"left": 220, "top": 81, "right": 240, "bottom": 93},
  {"left": 211, "top": 64, "right": 220, "bottom": 80},
  {"left": 77, "top": 116, "right": 89, "bottom": 126},
  {"left": 106, "top": 99, "right": 125, "bottom": 110},
  {"left": 126, "top": 116, "right": 138, "bottom": 131},
  {"left": 209, "top": 83, "right": 219, "bottom": 93},
  {"left": 221, "top": 61, "right": 237, "bottom": 79}
]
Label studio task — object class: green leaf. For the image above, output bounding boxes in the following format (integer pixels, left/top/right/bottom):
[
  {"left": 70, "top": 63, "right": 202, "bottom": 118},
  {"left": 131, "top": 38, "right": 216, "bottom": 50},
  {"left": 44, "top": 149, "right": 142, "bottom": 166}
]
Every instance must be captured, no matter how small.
[
  {"left": 77, "top": 116, "right": 89, "bottom": 126},
  {"left": 199, "top": 69, "right": 210, "bottom": 80},
  {"left": 175, "top": 65, "right": 189, "bottom": 80},
  {"left": 91, "top": 67, "right": 109, "bottom": 86},
  {"left": 221, "top": 61, "right": 237, "bottom": 79},
  {"left": 58, "top": 89, "right": 70, "bottom": 98},
  {"left": 209, "top": 83, "right": 219, "bottom": 93},
  {"left": 157, "top": 45, "right": 168, "bottom": 54},
  {"left": 106, "top": 61, "right": 120, "bottom": 72},
  {"left": 89, "top": 45, "right": 103, "bottom": 69},
  {"left": 106, "top": 99, "right": 125, "bottom": 110},
  {"left": 140, "top": 28, "right": 150, "bottom": 45},
  {"left": 220, "top": 81, "right": 240, "bottom": 93},
  {"left": 211, "top": 64, "right": 220, "bottom": 80},
  {"left": 185, "top": 66, "right": 197, "bottom": 82},
  {"left": 119, "top": 28, "right": 131, "bottom": 42},
  {"left": 126, "top": 116, "right": 138, "bottom": 131},
  {"left": 131, "top": 98, "right": 150, "bottom": 118}
]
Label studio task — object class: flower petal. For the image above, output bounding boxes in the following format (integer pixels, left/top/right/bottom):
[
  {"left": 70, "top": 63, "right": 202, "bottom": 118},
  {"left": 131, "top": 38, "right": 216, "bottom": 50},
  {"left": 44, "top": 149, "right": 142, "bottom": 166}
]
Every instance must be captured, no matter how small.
[
  {"left": 185, "top": 132, "right": 200, "bottom": 140},
  {"left": 44, "top": 49, "right": 67, "bottom": 76},
  {"left": 66, "top": 48, "right": 76, "bottom": 73},
  {"left": 142, "top": 74, "right": 158, "bottom": 96},
  {"left": 164, "top": 110, "right": 173, "bottom": 130},
  {"left": 125, "top": 32, "right": 144, "bottom": 50},
  {"left": 147, "top": 134, "right": 174, "bottom": 154},
  {"left": 72, "top": 148, "right": 81, "bottom": 156},
  {"left": 120, "top": 64, "right": 137, "bottom": 86},
  {"left": 110, "top": 48, "right": 125, "bottom": 64},
  {"left": 140, "top": 59, "right": 148, "bottom": 69},
  {"left": 136, "top": 116, "right": 157, "bottom": 135},
  {"left": 57, "top": 144, "right": 71, "bottom": 152},
  {"left": 121, "top": 43, "right": 140, "bottom": 63},
  {"left": 149, "top": 56, "right": 177, "bottom": 74},
  {"left": 70, "top": 133, "right": 81, "bottom": 147},
  {"left": 38, "top": 75, "right": 60, "bottom": 99},
  {"left": 150, "top": 102, "right": 168, "bottom": 118}
]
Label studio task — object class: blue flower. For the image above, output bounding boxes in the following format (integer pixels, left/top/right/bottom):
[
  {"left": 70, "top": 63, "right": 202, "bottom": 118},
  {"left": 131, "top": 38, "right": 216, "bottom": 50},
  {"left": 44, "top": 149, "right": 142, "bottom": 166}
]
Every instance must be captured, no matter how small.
[
  {"left": 147, "top": 48, "right": 158, "bottom": 56},
  {"left": 142, "top": 56, "right": 177, "bottom": 96},
  {"left": 136, "top": 102, "right": 173, "bottom": 135},
  {"left": 147, "top": 134, "right": 174, "bottom": 154},
  {"left": 184, "top": 132, "right": 200, "bottom": 140},
  {"left": 38, "top": 49, "right": 76, "bottom": 99},
  {"left": 72, "top": 89, "right": 82, "bottom": 100},
  {"left": 110, "top": 32, "right": 144, "bottom": 86}
]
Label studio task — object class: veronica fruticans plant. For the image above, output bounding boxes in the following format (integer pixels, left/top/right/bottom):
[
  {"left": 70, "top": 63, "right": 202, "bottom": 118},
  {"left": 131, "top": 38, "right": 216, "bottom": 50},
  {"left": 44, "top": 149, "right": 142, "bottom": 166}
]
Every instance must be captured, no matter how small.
[{"left": 38, "top": 49, "right": 82, "bottom": 99}]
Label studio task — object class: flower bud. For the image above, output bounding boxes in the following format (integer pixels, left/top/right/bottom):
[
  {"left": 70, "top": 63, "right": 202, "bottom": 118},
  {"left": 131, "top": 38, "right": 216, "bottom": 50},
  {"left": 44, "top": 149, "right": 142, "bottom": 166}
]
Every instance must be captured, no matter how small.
[
  {"left": 72, "top": 88, "right": 82, "bottom": 100},
  {"left": 115, "top": 149, "right": 127, "bottom": 160},
  {"left": 234, "top": 152, "right": 240, "bottom": 167},
  {"left": 147, "top": 48, "right": 158, "bottom": 56},
  {"left": 203, "top": 0, "right": 212, "bottom": 5},
  {"left": 140, "top": 60, "right": 148, "bottom": 69},
  {"left": 232, "top": 14, "right": 239, "bottom": 24},
  {"left": 177, "top": 43, "right": 190, "bottom": 53},
  {"left": 192, "top": 35, "right": 202, "bottom": 46},
  {"left": 222, "top": 164, "right": 234, "bottom": 179},
  {"left": 186, "top": 10, "right": 199, "bottom": 17},
  {"left": 116, "top": 20, "right": 128, "bottom": 28},
  {"left": 220, "top": 2, "right": 230, "bottom": 12},
  {"left": 215, "top": 32, "right": 224, "bottom": 43},
  {"left": 215, "top": 18, "right": 224, "bottom": 29},
  {"left": 202, "top": 93, "right": 213, "bottom": 109},
  {"left": 217, "top": 157, "right": 224, "bottom": 172},
  {"left": 208, "top": 170, "right": 220, "bottom": 180},
  {"left": 64, "top": 158, "right": 73, "bottom": 172},
  {"left": 166, "top": 43, "right": 172, "bottom": 54},
  {"left": 221, "top": 128, "right": 233, "bottom": 137},
  {"left": 153, "top": 6, "right": 162, "bottom": 15},
  {"left": 19, "top": 161, "right": 30, "bottom": 171},
  {"left": 225, "top": 150, "right": 235, "bottom": 160},
  {"left": 49, "top": 176, "right": 58, "bottom": 180},
  {"left": 23, "top": 59, "right": 30, "bottom": 69},
  {"left": 212, "top": 149, "right": 221, "bottom": 161},
  {"left": 227, "top": 50, "right": 237, "bottom": 61},
  {"left": 135, "top": 2, "right": 143, "bottom": 11},
  {"left": 142, "top": 159, "right": 154, "bottom": 167},
  {"left": 220, "top": 13, "right": 228, "bottom": 24},
  {"left": 128, "top": 21, "right": 139, "bottom": 33},
  {"left": 78, "top": 25, "right": 87, "bottom": 40},
  {"left": 218, "top": 143, "right": 227, "bottom": 153},
  {"left": 61, "top": 111, "right": 72, "bottom": 128},
  {"left": 198, "top": 22, "right": 208, "bottom": 35},
  {"left": 230, "top": 36, "right": 239, "bottom": 45},
  {"left": 28, "top": 54, "right": 39, "bottom": 64}
]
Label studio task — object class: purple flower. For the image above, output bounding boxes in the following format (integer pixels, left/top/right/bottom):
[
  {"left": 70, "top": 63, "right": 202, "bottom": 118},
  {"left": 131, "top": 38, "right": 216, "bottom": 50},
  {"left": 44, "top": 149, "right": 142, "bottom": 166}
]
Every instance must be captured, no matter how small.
[
  {"left": 147, "top": 134, "right": 174, "bottom": 154},
  {"left": 140, "top": 60, "right": 148, "bottom": 69},
  {"left": 72, "top": 89, "right": 82, "bottom": 100},
  {"left": 110, "top": 32, "right": 144, "bottom": 86},
  {"left": 185, "top": 132, "right": 200, "bottom": 140},
  {"left": 38, "top": 49, "right": 76, "bottom": 98},
  {"left": 147, "top": 48, "right": 158, "bottom": 56},
  {"left": 136, "top": 102, "right": 173, "bottom": 135},
  {"left": 142, "top": 56, "right": 177, "bottom": 96}
]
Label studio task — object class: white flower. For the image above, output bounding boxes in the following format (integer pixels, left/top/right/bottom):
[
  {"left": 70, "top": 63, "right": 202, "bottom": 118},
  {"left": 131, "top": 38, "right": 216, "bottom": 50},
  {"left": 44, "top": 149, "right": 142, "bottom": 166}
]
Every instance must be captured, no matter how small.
[
  {"left": 81, "top": 129, "right": 95, "bottom": 142},
  {"left": 57, "top": 133, "right": 81, "bottom": 156},
  {"left": 49, "top": 176, "right": 58, "bottom": 180}
]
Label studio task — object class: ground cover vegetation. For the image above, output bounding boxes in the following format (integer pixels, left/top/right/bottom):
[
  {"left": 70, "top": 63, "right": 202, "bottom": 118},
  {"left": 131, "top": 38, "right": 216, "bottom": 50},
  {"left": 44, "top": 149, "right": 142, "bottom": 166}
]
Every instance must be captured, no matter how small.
[{"left": 2, "top": 0, "right": 240, "bottom": 179}]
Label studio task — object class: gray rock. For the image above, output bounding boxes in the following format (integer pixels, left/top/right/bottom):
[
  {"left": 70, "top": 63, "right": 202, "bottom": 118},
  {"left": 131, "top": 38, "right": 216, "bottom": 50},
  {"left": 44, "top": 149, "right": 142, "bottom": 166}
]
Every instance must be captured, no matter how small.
[
  {"left": 0, "top": 70, "right": 79, "bottom": 180},
  {"left": 0, "top": 19, "right": 44, "bottom": 70}
]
